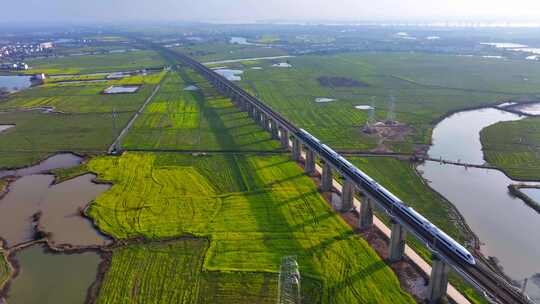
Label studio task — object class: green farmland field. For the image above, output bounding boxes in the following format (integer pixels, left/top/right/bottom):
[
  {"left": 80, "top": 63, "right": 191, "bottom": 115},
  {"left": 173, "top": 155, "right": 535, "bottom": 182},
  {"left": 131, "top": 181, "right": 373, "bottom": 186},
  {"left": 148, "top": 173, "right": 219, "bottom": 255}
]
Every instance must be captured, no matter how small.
[
  {"left": 481, "top": 117, "right": 540, "bottom": 180},
  {"left": 173, "top": 43, "right": 288, "bottom": 63},
  {"left": 87, "top": 152, "right": 414, "bottom": 303},
  {"left": 123, "top": 68, "right": 280, "bottom": 151},
  {"left": 0, "top": 251, "right": 9, "bottom": 288},
  {"left": 0, "top": 111, "right": 133, "bottom": 168},
  {"left": 0, "top": 72, "right": 166, "bottom": 113},
  {"left": 25, "top": 50, "right": 166, "bottom": 74},
  {"left": 97, "top": 238, "right": 322, "bottom": 304},
  {"left": 236, "top": 53, "right": 540, "bottom": 152},
  {"left": 0, "top": 71, "right": 166, "bottom": 169}
]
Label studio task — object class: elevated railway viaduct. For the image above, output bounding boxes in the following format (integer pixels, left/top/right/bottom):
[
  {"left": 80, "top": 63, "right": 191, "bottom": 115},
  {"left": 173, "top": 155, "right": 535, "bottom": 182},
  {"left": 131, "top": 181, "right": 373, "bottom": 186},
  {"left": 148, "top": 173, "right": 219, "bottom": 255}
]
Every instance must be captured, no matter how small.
[{"left": 153, "top": 45, "right": 532, "bottom": 304}]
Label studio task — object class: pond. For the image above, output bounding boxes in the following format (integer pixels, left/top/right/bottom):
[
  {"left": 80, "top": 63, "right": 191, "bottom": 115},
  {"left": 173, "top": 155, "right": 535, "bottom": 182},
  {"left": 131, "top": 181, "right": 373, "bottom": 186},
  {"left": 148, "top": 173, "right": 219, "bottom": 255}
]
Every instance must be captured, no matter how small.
[
  {"left": 103, "top": 85, "right": 140, "bottom": 94},
  {"left": 0, "top": 174, "right": 110, "bottom": 248},
  {"left": 355, "top": 105, "right": 374, "bottom": 110},
  {"left": 230, "top": 37, "right": 253, "bottom": 45},
  {"left": 0, "top": 125, "right": 15, "bottom": 133},
  {"left": 272, "top": 62, "right": 292, "bottom": 68},
  {"left": 214, "top": 69, "right": 244, "bottom": 81},
  {"left": 315, "top": 97, "right": 336, "bottom": 103},
  {"left": 0, "top": 75, "right": 32, "bottom": 93},
  {"left": 6, "top": 245, "right": 101, "bottom": 304},
  {"left": 184, "top": 85, "right": 199, "bottom": 91},
  {"left": 418, "top": 106, "right": 540, "bottom": 300}
]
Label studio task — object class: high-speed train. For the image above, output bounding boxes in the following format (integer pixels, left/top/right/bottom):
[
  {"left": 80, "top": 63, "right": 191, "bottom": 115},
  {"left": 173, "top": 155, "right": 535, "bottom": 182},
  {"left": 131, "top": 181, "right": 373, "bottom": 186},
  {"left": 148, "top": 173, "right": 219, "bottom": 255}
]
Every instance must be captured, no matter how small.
[{"left": 297, "top": 129, "right": 476, "bottom": 265}]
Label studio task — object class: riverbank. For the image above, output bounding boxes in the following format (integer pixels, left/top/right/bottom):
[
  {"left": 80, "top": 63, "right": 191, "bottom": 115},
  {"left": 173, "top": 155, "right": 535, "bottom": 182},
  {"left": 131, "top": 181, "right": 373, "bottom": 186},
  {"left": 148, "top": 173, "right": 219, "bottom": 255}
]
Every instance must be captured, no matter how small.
[
  {"left": 508, "top": 184, "right": 540, "bottom": 213},
  {"left": 418, "top": 105, "right": 540, "bottom": 301},
  {"left": 481, "top": 115, "right": 540, "bottom": 181}
]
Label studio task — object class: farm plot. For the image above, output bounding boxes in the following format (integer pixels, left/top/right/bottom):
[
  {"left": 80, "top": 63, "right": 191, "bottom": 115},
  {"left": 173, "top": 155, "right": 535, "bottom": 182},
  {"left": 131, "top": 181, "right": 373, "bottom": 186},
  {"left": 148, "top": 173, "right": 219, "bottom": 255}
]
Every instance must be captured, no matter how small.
[
  {"left": 25, "top": 50, "right": 166, "bottom": 75},
  {"left": 0, "top": 111, "right": 132, "bottom": 169},
  {"left": 97, "top": 239, "right": 207, "bottom": 304},
  {"left": 481, "top": 117, "right": 540, "bottom": 180},
  {"left": 237, "top": 53, "right": 540, "bottom": 152},
  {"left": 123, "top": 68, "right": 280, "bottom": 151},
  {"left": 87, "top": 152, "right": 414, "bottom": 303},
  {"left": 0, "top": 72, "right": 166, "bottom": 113},
  {"left": 0, "top": 251, "right": 9, "bottom": 288},
  {"left": 97, "top": 238, "right": 322, "bottom": 304},
  {"left": 173, "top": 43, "right": 288, "bottom": 63}
]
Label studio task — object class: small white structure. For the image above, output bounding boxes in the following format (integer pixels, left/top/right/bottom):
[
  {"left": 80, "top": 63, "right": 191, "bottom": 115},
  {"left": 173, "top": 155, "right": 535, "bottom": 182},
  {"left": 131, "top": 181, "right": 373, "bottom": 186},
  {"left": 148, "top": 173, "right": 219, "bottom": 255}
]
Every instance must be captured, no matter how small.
[
  {"left": 17, "top": 63, "right": 29, "bottom": 70},
  {"left": 39, "top": 42, "right": 54, "bottom": 49},
  {"left": 34, "top": 73, "right": 46, "bottom": 80}
]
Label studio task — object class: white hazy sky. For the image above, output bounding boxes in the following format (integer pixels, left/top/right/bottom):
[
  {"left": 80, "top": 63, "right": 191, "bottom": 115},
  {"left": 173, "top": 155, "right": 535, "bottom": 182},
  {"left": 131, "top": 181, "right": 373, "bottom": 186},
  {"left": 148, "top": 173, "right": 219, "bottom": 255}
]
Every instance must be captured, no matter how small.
[{"left": 4, "top": 0, "right": 540, "bottom": 23}]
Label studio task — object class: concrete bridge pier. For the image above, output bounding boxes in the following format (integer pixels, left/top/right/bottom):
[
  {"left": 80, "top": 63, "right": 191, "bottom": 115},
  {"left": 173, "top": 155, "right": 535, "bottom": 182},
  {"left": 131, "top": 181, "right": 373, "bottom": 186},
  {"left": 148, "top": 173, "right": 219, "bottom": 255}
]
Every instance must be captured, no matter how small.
[
  {"left": 262, "top": 116, "right": 270, "bottom": 130},
  {"left": 388, "top": 218, "right": 407, "bottom": 262},
  {"left": 271, "top": 121, "right": 280, "bottom": 139},
  {"left": 321, "top": 162, "right": 333, "bottom": 192},
  {"left": 341, "top": 179, "right": 355, "bottom": 212},
  {"left": 292, "top": 138, "right": 301, "bottom": 161},
  {"left": 358, "top": 194, "right": 373, "bottom": 230},
  {"left": 240, "top": 99, "right": 247, "bottom": 111},
  {"left": 279, "top": 128, "right": 289, "bottom": 149},
  {"left": 428, "top": 254, "right": 450, "bottom": 304},
  {"left": 258, "top": 112, "right": 266, "bottom": 128},
  {"left": 304, "top": 147, "right": 316, "bottom": 175}
]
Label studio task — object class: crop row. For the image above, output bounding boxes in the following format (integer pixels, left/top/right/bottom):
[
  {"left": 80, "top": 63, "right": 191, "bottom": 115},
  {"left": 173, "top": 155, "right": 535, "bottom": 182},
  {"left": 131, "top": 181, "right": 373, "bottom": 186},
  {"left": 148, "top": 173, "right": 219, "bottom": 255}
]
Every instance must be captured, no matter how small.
[{"left": 87, "top": 152, "right": 414, "bottom": 303}]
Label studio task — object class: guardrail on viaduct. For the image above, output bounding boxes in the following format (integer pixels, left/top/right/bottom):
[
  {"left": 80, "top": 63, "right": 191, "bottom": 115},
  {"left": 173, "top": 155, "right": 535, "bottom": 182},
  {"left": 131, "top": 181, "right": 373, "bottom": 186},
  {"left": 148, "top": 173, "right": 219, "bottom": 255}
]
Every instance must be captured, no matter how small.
[{"left": 164, "top": 47, "right": 532, "bottom": 304}]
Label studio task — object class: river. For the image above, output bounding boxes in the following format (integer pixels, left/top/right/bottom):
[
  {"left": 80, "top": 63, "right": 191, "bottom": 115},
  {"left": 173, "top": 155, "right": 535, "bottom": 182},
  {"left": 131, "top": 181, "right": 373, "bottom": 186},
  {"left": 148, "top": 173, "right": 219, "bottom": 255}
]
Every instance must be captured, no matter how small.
[{"left": 418, "top": 105, "right": 540, "bottom": 301}]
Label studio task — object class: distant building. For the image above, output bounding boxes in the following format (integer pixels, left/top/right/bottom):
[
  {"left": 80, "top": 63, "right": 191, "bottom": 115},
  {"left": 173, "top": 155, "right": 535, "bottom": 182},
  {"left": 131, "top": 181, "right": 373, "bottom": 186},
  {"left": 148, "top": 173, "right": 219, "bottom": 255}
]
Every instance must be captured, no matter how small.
[
  {"left": 39, "top": 42, "right": 54, "bottom": 49},
  {"left": 0, "top": 63, "right": 17, "bottom": 70},
  {"left": 0, "top": 62, "right": 29, "bottom": 71}
]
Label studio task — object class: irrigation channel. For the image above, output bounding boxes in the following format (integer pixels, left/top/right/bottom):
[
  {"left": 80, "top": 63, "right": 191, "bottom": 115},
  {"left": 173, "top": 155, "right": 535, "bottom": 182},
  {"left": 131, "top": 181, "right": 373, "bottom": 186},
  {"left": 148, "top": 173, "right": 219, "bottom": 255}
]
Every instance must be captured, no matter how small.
[{"left": 418, "top": 105, "right": 540, "bottom": 302}]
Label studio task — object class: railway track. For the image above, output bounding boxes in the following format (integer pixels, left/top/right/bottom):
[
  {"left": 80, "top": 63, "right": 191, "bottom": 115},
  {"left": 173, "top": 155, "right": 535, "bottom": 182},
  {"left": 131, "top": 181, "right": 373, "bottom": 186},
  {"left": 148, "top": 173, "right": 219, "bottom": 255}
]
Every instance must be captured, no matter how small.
[{"left": 155, "top": 44, "right": 533, "bottom": 304}]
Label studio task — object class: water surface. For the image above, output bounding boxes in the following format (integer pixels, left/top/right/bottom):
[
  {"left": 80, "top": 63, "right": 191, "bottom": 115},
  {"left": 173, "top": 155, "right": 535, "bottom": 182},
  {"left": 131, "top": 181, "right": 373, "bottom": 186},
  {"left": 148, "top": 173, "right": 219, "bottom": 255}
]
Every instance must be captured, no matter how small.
[
  {"left": 0, "top": 175, "right": 53, "bottom": 247},
  {"left": 103, "top": 85, "right": 139, "bottom": 94},
  {"left": 355, "top": 105, "right": 374, "bottom": 110},
  {"left": 0, "top": 76, "right": 32, "bottom": 93},
  {"left": 272, "top": 62, "right": 292, "bottom": 68},
  {"left": 0, "top": 153, "right": 82, "bottom": 178},
  {"left": 39, "top": 174, "right": 111, "bottom": 247},
  {"left": 0, "top": 174, "right": 110, "bottom": 248},
  {"left": 520, "top": 188, "right": 540, "bottom": 203},
  {"left": 214, "top": 69, "right": 243, "bottom": 81},
  {"left": 6, "top": 245, "right": 100, "bottom": 304},
  {"left": 419, "top": 106, "right": 540, "bottom": 300},
  {"left": 428, "top": 108, "right": 523, "bottom": 164},
  {"left": 513, "top": 103, "right": 540, "bottom": 115},
  {"left": 315, "top": 97, "right": 336, "bottom": 103},
  {"left": 230, "top": 37, "right": 253, "bottom": 45},
  {"left": 0, "top": 125, "right": 14, "bottom": 133}
]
